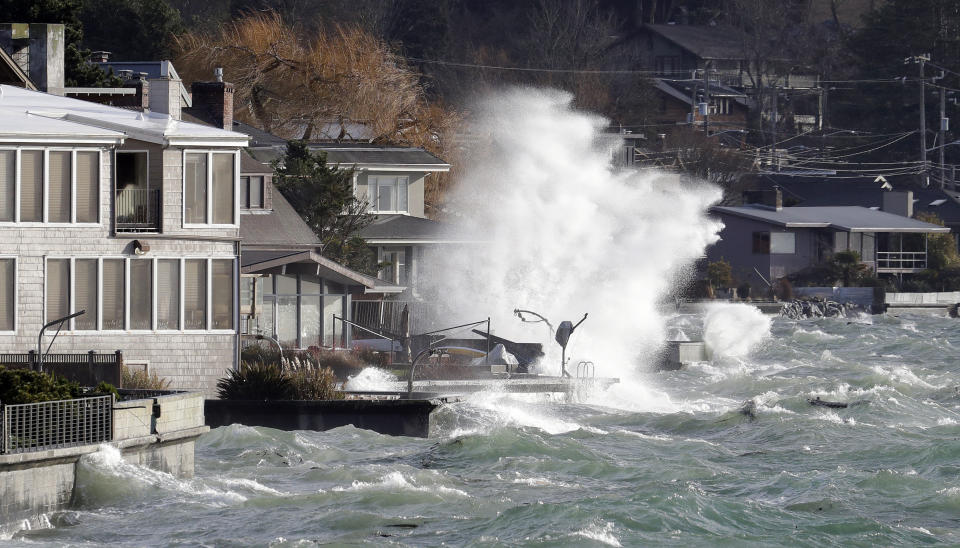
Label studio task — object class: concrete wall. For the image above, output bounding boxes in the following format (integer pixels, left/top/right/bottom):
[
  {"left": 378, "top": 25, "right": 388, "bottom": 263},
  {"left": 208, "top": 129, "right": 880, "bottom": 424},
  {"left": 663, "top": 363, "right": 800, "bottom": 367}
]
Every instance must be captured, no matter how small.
[{"left": 0, "top": 392, "right": 208, "bottom": 525}]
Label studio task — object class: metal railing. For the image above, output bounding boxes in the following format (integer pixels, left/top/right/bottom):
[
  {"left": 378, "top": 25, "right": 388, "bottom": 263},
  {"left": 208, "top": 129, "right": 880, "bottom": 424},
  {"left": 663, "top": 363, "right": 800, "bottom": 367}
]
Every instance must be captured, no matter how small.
[
  {"left": 351, "top": 300, "right": 434, "bottom": 339},
  {"left": 116, "top": 188, "right": 161, "bottom": 232},
  {"left": 876, "top": 251, "right": 927, "bottom": 271},
  {"left": 1, "top": 395, "right": 113, "bottom": 454}
]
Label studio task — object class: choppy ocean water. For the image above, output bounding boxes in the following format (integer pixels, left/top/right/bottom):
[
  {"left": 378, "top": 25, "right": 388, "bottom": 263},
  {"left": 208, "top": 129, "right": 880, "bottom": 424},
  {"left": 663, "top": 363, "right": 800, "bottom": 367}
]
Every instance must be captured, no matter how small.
[{"left": 4, "top": 310, "right": 960, "bottom": 546}]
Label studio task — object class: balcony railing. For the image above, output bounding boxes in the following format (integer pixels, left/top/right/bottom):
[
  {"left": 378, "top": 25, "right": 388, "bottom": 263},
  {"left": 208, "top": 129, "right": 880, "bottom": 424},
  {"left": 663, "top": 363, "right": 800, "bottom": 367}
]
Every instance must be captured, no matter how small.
[
  {"left": 116, "top": 188, "right": 160, "bottom": 232},
  {"left": 876, "top": 251, "right": 927, "bottom": 272}
]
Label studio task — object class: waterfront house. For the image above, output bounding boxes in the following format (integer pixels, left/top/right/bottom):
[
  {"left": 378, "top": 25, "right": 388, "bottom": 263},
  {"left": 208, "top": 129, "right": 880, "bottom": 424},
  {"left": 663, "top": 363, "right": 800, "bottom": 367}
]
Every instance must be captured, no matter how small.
[
  {"left": 707, "top": 189, "right": 951, "bottom": 286},
  {"left": 0, "top": 83, "right": 249, "bottom": 392}
]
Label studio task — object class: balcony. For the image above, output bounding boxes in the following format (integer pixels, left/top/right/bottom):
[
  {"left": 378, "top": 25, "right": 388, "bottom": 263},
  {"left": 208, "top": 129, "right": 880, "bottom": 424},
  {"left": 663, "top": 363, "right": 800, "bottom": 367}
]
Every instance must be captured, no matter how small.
[{"left": 116, "top": 188, "right": 161, "bottom": 233}]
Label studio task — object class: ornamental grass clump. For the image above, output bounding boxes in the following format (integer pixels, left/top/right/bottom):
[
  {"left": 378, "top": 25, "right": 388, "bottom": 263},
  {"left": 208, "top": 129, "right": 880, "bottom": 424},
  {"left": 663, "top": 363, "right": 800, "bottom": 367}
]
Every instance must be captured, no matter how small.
[
  {"left": 122, "top": 367, "right": 171, "bottom": 390},
  {"left": 217, "top": 362, "right": 294, "bottom": 400}
]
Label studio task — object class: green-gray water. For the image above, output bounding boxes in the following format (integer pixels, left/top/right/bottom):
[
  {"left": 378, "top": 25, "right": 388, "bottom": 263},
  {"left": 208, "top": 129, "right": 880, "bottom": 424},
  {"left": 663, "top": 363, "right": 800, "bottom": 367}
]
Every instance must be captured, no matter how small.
[{"left": 4, "top": 310, "right": 960, "bottom": 546}]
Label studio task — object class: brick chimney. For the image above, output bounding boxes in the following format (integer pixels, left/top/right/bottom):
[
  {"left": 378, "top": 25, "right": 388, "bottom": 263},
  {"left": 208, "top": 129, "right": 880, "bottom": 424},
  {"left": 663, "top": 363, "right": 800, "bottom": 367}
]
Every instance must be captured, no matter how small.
[{"left": 189, "top": 68, "right": 233, "bottom": 130}]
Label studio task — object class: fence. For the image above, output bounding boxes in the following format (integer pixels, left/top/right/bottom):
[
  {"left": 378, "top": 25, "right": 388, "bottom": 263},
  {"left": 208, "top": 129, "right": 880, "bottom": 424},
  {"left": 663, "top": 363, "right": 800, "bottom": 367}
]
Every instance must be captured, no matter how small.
[
  {"left": 0, "top": 395, "right": 113, "bottom": 454},
  {"left": 351, "top": 301, "right": 436, "bottom": 339},
  {"left": 0, "top": 350, "right": 123, "bottom": 387}
]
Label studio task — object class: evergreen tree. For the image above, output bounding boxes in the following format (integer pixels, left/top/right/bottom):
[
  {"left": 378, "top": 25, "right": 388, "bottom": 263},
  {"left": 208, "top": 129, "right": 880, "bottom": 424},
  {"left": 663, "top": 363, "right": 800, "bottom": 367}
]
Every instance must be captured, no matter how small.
[
  {"left": 81, "top": 0, "right": 185, "bottom": 61},
  {"left": 272, "top": 142, "right": 378, "bottom": 275}
]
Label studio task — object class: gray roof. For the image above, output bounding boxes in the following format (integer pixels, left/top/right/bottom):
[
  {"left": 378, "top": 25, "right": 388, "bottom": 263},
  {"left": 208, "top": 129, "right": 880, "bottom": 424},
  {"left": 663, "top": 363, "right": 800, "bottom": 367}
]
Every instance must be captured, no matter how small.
[
  {"left": 313, "top": 144, "right": 450, "bottom": 170},
  {"left": 241, "top": 249, "right": 402, "bottom": 293},
  {"left": 644, "top": 24, "right": 743, "bottom": 60},
  {"left": 359, "top": 214, "right": 448, "bottom": 242},
  {"left": 240, "top": 183, "right": 320, "bottom": 247},
  {"left": 232, "top": 120, "right": 288, "bottom": 148},
  {"left": 712, "top": 205, "right": 952, "bottom": 233},
  {"left": 240, "top": 151, "right": 272, "bottom": 174}
]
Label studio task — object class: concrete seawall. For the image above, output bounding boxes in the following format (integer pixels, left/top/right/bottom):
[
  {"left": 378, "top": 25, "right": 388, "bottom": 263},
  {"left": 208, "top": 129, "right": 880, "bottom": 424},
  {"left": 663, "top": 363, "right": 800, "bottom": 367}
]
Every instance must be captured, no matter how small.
[
  {"left": 0, "top": 392, "right": 209, "bottom": 525},
  {"left": 205, "top": 398, "right": 455, "bottom": 438}
]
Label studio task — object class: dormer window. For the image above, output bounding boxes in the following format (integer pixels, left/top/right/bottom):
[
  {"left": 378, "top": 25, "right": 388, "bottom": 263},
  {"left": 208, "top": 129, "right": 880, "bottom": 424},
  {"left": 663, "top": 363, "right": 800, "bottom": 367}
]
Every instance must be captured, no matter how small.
[
  {"left": 240, "top": 176, "right": 265, "bottom": 209},
  {"left": 369, "top": 175, "right": 408, "bottom": 213}
]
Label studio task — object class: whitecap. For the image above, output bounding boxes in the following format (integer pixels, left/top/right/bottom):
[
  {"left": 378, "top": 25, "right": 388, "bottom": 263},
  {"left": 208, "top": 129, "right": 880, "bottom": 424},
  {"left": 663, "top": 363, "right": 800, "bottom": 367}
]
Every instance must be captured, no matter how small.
[{"left": 571, "top": 522, "right": 622, "bottom": 547}]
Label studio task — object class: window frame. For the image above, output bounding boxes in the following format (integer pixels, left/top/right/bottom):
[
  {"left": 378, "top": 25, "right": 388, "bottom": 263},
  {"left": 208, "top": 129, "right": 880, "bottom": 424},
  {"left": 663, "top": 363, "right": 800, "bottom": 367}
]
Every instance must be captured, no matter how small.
[
  {"left": 0, "top": 146, "right": 103, "bottom": 227},
  {"left": 0, "top": 256, "right": 17, "bottom": 334},
  {"left": 182, "top": 150, "right": 240, "bottom": 228},
  {"left": 240, "top": 175, "right": 265, "bottom": 209},
  {"left": 368, "top": 175, "right": 410, "bottom": 214},
  {"left": 752, "top": 231, "right": 771, "bottom": 254},
  {"left": 253, "top": 273, "right": 348, "bottom": 349},
  {"left": 42, "top": 256, "right": 237, "bottom": 334}
]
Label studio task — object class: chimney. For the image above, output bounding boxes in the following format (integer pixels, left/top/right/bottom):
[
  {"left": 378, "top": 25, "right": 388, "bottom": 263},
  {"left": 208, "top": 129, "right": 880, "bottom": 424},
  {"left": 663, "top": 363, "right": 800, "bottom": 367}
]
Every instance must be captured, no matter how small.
[
  {"left": 189, "top": 68, "right": 233, "bottom": 129},
  {"left": 882, "top": 190, "right": 913, "bottom": 218},
  {"left": 742, "top": 186, "right": 783, "bottom": 211},
  {"left": 90, "top": 50, "right": 110, "bottom": 63},
  {"left": 0, "top": 23, "right": 65, "bottom": 94}
]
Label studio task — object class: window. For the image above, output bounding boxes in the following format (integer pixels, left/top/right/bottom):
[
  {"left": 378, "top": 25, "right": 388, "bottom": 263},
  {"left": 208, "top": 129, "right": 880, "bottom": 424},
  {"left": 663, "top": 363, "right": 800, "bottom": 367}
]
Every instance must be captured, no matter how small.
[
  {"left": 0, "top": 258, "right": 13, "bottom": 331},
  {"left": 770, "top": 232, "right": 796, "bottom": 254},
  {"left": 46, "top": 259, "right": 70, "bottom": 324},
  {"left": 211, "top": 259, "right": 234, "bottom": 329},
  {"left": 48, "top": 151, "right": 71, "bottom": 223},
  {"left": 184, "top": 259, "right": 207, "bottom": 330},
  {"left": 76, "top": 151, "right": 99, "bottom": 223},
  {"left": 184, "top": 151, "right": 236, "bottom": 225},
  {"left": 379, "top": 247, "right": 407, "bottom": 284},
  {"left": 240, "top": 176, "right": 264, "bottom": 209},
  {"left": 752, "top": 232, "right": 770, "bottom": 254},
  {"left": 20, "top": 150, "right": 42, "bottom": 222},
  {"left": 369, "top": 176, "right": 408, "bottom": 212},
  {"left": 2, "top": 149, "right": 100, "bottom": 224},
  {"left": 0, "top": 151, "right": 12, "bottom": 221},
  {"left": 185, "top": 153, "right": 207, "bottom": 224},
  {"left": 102, "top": 259, "right": 125, "bottom": 330},
  {"left": 157, "top": 259, "right": 180, "bottom": 330},
  {"left": 254, "top": 273, "right": 348, "bottom": 348},
  {"left": 130, "top": 260, "right": 152, "bottom": 330},
  {"left": 74, "top": 259, "right": 98, "bottom": 330}
]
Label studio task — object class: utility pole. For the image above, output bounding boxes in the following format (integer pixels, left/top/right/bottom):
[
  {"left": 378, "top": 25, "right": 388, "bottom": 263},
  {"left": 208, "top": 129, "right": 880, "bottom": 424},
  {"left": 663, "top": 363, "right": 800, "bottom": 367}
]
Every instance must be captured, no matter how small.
[
  {"left": 703, "top": 62, "right": 710, "bottom": 136},
  {"left": 941, "top": 85, "right": 947, "bottom": 187},
  {"left": 907, "top": 54, "right": 931, "bottom": 172},
  {"left": 772, "top": 86, "right": 779, "bottom": 171}
]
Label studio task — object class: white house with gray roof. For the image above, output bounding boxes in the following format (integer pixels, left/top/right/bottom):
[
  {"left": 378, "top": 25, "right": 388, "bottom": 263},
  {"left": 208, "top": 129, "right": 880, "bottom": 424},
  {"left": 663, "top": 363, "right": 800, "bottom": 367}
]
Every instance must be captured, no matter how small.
[{"left": 0, "top": 83, "right": 249, "bottom": 393}]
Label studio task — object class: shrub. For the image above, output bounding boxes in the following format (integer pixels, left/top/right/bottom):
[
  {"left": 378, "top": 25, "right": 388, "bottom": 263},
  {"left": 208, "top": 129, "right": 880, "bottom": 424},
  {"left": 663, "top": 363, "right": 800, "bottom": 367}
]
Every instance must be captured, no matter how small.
[
  {"left": 706, "top": 259, "right": 733, "bottom": 289},
  {"left": 0, "top": 366, "right": 84, "bottom": 404},
  {"left": 217, "top": 362, "right": 294, "bottom": 400},
  {"left": 288, "top": 367, "right": 343, "bottom": 400},
  {"left": 122, "top": 367, "right": 170, "bottom": 390},
  {"left": 774, "top": 278, "right": 794, "bottom": 301}
]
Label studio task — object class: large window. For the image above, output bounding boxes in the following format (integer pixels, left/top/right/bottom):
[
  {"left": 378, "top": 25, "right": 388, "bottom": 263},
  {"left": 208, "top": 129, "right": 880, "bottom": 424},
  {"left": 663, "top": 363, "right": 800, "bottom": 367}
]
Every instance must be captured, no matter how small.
[
  {"left": 184, "top": 151, "right": 236, "bottom": 225},
  {"left": 752, "top": 232, "right": 770, "bottom": 254},
  {"left": 252, "top": 273, "right": 347, "bottom": 349},
  {"left": 45, "top": 257, "right": 234, "bottom": 332},
  {"left": 770, "top": 232, "right": 796, "bottom": 254},
  {"left": 0, "top": 149, "right": 100, "bottom": 224},
  {"left": 368, "top": 176, "right": 408, "bottom": 213},
  {"left": 0, "top": 258, "right": 13, "bottom": 331},
  {"left": 379, "top": 247, "right": 407, "bottom": 285}
]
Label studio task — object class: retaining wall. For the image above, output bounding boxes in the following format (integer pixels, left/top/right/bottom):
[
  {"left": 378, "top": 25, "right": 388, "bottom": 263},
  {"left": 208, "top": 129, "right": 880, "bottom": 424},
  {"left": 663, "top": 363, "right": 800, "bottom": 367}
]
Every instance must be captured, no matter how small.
[{"left": 0, "top": 392, "right": 208, "bottom": 524}]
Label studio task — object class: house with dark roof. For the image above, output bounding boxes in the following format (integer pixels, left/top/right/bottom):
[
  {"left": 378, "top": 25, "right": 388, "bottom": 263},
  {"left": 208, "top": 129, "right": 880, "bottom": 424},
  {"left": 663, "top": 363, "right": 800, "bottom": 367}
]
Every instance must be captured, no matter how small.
[
  {"left": 235, "top": 153, "right": 401, "bottom": 349},
  {"left": 652, "top": 78, "right": 749, "bottom": 133},
  {"left": 707, "top": 189, "right": 951, "bottom": 286}
]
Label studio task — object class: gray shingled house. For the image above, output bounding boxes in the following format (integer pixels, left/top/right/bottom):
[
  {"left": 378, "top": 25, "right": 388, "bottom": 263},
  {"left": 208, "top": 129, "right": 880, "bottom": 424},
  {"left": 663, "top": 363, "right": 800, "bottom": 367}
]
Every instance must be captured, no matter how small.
[{"left": 708, "top": 191, "right": 951, "bottom": 286}]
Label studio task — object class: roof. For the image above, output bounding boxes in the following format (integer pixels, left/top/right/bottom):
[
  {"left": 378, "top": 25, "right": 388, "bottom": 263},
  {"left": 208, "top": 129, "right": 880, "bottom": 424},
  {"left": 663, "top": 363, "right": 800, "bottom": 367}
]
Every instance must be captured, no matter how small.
[
  {"left": 241, "top": 249, "right": 402, "bottom": 293},
  {"left": 240, "top": 183, "right": 319, "bottom": 247},
  {"left": 359, "top": 214, "right": 462, "bottom": 243},
  {"left": 240, "top": 151, "right": 272, "bottom": 174},
  {"left": 644, "top": 24, "right": 743, "bottom": 60},
  {"left": 95, "top": 61, "right": 191, "bottom": 107},
  {"left": 655, "top": 78, "right": 750, "bottom": 108},
  {"left": 744, "top": 174, "right": 960, "bottom": 225},
  {"left": 711, "top": 205, "right": 952, "bottom": 233},
  {"left": 316, "top": 144, "right": 450, "bottom": 170},
  {"left": 232, "top": 120, "right": 288, "bottom": 147},
  {"left": 0, "top": 84, "right": 248, "bottom": 146}
]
